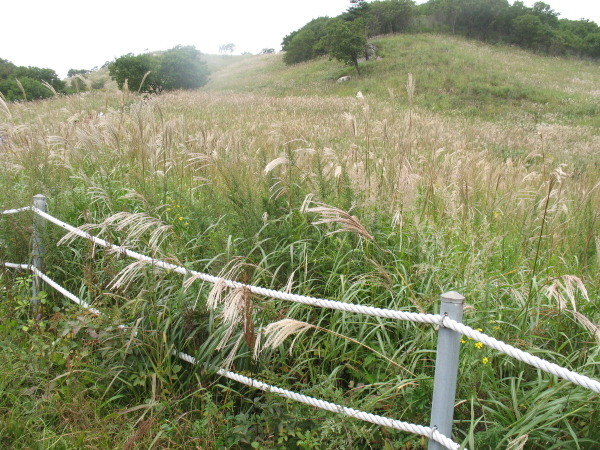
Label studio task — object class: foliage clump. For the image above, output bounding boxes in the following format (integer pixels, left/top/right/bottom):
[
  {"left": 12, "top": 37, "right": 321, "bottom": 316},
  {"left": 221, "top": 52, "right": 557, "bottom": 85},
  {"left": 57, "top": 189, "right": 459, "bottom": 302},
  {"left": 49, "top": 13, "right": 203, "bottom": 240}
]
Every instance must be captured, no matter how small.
[
  {"left": 108, "top": 45, "right": 210, "bottom": 94},
  {"left": 281, "top": 0, "right": 600, "bottom": 74},
  {"left": 0, "top": 58, "right": 64, "bottom": 101}
]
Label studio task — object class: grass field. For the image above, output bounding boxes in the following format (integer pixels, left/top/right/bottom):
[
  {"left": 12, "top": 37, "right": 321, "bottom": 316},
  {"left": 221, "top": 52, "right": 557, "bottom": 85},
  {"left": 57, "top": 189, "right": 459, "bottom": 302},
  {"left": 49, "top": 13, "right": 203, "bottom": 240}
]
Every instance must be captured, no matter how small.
[{"left": 0, "top": 33, "right": 599, "bottom": 449}]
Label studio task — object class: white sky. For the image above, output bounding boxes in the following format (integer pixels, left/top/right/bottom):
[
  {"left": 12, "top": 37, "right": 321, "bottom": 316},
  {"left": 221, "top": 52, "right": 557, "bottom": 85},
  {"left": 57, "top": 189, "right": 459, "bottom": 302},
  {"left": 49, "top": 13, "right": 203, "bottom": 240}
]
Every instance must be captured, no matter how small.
[{"left": 2, "top": 0, "right": 599, "bottom": 79}]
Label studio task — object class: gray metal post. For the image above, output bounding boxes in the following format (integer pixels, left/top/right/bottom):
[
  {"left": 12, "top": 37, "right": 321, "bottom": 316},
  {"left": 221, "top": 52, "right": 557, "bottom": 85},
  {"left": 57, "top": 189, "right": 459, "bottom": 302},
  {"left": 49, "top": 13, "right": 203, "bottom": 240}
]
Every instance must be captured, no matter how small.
[
  {"left": 428, "top": 291, "right": 465, "bottom": 450},
  {"left": 32, "top": 194, "right": 47, "bottom": 312}
]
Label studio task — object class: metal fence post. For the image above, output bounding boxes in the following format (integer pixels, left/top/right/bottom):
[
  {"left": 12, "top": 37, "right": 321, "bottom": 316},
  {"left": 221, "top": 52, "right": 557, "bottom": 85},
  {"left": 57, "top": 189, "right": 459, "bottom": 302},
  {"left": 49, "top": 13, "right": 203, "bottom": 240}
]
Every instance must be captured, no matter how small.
[
  {"left": 32, "top": 194, "right": 47, "bottom": 313},
  {"left": 428, "top": 291, "right": 465, "bottom": 450}
]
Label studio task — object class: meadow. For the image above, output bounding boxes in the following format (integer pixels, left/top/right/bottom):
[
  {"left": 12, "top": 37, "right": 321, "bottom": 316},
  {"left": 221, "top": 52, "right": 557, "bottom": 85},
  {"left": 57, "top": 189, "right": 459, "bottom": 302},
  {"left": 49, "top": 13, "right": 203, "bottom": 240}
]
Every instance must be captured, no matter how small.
[{"left": 0, "top": 33, "right": 599, "bottom": 449}]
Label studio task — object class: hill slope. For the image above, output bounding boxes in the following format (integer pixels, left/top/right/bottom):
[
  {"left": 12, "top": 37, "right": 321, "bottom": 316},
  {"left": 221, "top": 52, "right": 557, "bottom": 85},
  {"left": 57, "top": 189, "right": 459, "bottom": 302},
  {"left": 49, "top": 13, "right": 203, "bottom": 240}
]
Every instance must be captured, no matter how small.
[{"left": 206, "top": 33, "right": 600, "bottom": 128}]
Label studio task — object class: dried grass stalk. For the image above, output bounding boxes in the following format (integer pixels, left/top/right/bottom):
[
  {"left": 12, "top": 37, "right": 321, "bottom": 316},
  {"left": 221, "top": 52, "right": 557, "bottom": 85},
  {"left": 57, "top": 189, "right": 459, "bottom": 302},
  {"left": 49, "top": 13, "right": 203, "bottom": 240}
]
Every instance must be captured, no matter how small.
[{"left": 306, "top": 201, "right": 373, "bottom": 242}]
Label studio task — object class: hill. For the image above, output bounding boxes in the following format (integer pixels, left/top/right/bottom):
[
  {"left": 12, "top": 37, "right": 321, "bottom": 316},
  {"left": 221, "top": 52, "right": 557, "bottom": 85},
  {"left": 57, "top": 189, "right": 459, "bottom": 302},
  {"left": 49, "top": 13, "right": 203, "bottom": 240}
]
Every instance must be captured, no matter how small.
[{"left": 205, "top": 33, "right": 600, "bottom": 128}]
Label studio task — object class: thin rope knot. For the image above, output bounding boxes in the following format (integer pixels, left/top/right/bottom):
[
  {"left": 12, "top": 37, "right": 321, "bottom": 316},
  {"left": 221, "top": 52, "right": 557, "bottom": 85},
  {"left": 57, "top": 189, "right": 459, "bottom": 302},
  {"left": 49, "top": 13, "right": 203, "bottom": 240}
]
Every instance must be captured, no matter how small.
[
  {"left": 430, "top": 425, "right": 438, "bottom": 438},
  {"left": 440, "top": 313, "right": 448, "bottom": 328}
]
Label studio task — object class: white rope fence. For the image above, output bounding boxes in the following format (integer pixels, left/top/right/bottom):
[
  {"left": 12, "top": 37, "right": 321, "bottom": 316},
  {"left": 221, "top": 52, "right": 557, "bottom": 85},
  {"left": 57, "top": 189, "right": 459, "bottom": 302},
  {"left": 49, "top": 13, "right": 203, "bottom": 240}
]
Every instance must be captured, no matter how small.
[
  {"left": 442, "top": 317, "right": 600, "bottom": 394},
  {"left": 30, "top": 206, "right": 443, "bottom": 324},
  {"left": 3, "top": 262, "right": 101, "bottom": 315},
  {"left": 2, "top": 261, "right": 461, "bottom": 450},
  {"left": 4, "top": 200, "right": 600, "bottom": 446},
  {"left": 19, "top": 206, "right": 600, "bottom": 394},
  {"left": 175, "top": 351, "right": 460, "bottom": 450}
]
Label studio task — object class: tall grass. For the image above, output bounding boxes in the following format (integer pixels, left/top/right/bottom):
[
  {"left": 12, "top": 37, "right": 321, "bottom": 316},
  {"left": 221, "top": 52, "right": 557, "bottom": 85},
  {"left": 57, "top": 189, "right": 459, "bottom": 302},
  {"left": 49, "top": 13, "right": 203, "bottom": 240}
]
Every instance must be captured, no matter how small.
[{"left": 1, "top": 35, "right": 600, "bottom": 448}]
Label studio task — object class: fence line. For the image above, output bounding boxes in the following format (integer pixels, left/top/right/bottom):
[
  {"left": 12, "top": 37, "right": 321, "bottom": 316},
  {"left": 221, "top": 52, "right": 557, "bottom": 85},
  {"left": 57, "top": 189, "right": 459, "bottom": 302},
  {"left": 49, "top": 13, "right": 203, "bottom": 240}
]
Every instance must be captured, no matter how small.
[
  {"left": 32, "top": 206, "right": 443, "bottom": 324},
  {"left": 3, "top": 261, "right": 461, "bottom": 450},
  {"left": 4, "top": 196, "right": 600, "bottom": 447},
  {"left": 2, "top": 198, "right": 463, "bottom": 449},
  {"left": 22, "top": 205, "right": 600, "bottom": 395}
]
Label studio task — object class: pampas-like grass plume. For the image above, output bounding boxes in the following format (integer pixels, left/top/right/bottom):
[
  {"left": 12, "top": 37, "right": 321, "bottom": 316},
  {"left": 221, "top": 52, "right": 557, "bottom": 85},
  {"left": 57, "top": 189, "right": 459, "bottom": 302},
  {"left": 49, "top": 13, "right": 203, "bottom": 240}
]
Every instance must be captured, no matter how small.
[{"left": 306, "top": 201, "right": 374, "bottom": 242}]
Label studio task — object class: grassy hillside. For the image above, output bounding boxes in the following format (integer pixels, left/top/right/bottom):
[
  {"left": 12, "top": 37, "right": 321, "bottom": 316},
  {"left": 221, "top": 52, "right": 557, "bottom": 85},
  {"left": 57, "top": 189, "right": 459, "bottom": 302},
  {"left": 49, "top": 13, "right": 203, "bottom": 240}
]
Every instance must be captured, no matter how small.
[
  {"left": 0, "top": 34, "right": 599, "bottom": 449},
  {"left": 207, "top": 34, "right": 600, "bottom": 127}
]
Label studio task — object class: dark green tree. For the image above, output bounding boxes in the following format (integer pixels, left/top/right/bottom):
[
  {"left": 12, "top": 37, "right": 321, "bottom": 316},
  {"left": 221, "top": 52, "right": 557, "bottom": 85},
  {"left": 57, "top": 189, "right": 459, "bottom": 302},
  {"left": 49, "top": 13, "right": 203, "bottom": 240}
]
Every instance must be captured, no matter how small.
[
  {"left": 0, "top": 77, "right": 53, "bottom": 102},
  {"left": 319, "top": 19, "right": 367, "bottom": 75},
  {"left": 282, "top": 17, "right": 331, "bottom": 65},
  {"left": 363, "top": 0, "right": 415, "bottom": 36},
  {"left": 0, "top": 59, "right": 63, "bottom": 101},
  {"left": 13, "top": 66, "right": 64, "bottom": 92},
  {"left": 0, "top": 59, "right": 16, "bottom": 79},
  {"left": 512, "top": 14, "right": 555, "bottom": 50},
  {"left": 109, "top": 46, "right": 209, "bottom": 94},
  {"left": 109, "top": 53, "right": 158, "bottom": 92},
  {"left": 67, "top": 68, "right": 90, "bottom": 77},
  {"left": 159, "top": 45, "right": 209, "bottom": 91},
  {"left": 582, "top": 33, "right": 600, "bottom": 58}
]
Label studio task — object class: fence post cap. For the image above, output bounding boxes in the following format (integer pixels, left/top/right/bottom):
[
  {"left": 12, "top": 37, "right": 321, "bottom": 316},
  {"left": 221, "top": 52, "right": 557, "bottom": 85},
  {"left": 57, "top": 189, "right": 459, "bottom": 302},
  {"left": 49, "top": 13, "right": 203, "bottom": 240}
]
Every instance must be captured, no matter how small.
[
  {"left": 440, "top": 291, "right": 465, "bottom": 303},
  {"left": 33, "top": 194, "right": 46, "bottom": 200}
]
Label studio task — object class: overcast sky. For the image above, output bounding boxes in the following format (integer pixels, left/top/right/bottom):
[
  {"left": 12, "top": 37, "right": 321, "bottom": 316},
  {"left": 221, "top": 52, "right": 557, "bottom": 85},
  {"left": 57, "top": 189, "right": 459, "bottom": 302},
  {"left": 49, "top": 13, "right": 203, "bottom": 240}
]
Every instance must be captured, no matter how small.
[{"left": 2, "top": 0, "right": 599, "bottom": 79}]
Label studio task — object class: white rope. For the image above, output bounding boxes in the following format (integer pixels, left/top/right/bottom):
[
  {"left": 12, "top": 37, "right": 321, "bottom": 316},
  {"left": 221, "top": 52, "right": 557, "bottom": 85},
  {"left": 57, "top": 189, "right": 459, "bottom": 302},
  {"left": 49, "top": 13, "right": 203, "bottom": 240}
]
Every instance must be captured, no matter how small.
[
  {"left": 3, "top": 262, "right": 101, "bottom": 315},
  {"left": 173, "top": 351, "right": 462, "bottom": 450},
  {"left": 7, "top": 206, "right": 600, "bottom": 397},
  {"left": 1, "top": 260, "right": 463, "bottom": 449},
  {"left": 23, "top": 207, "right": 600, "bottom": 395},
  {"left": 441, "top": 318, "right": 600, "bottom": 395},
  {"left": 30, "top": 207, "right": 441, "bottom": 324},
  {"left": 0, "top": 206, "right": 32, "bottom": 215}
]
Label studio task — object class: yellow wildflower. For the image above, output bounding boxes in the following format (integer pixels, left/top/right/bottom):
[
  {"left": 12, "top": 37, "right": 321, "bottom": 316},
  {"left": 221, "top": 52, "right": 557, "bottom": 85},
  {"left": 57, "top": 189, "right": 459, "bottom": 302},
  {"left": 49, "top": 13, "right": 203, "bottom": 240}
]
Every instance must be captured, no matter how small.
[{"left": 475, "top": 342, "right": 483, "bottom": 349}]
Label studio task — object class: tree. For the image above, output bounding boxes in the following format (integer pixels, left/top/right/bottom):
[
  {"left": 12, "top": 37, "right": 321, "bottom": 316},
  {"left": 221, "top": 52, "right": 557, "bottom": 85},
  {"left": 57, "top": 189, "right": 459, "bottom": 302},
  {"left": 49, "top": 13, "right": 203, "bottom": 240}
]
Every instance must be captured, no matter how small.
[
  {"left": 109, "top": 53, "right": 158, "bottom": 92},
  {"left": 67, "top": 68, "right": 89, "bottom": 78},
  {"left": 260, "top": 48, "right": 275, "bottom": 54},
  {"left": 363, "top": 0, "right": 415, "bottom": 36},
  {"left": 0, "top": 59, "right": 64, "bottom": 101},
  {"left": 455, "top": 0, "right": 510, "bottom": 40},
  {"left": 582, "top": 33, "right": 600, "bottom": 58},
  {"left": 0, "top": 77, "right": 53, "bottom": 102},
  {"left": 159, "top": 45, "right": 209, "bottom": 91},
  {"left": 319, "top": 19, "right": 367, "bottom": 75},
  {"left": 282, "top": 17, "right": 331, "bottom": 65},
  {"left": 108, "top": 46, "right": 210, "bottom": 94},
  {"left": 219, "top": 43, "right": 236, "bottom": 56}
]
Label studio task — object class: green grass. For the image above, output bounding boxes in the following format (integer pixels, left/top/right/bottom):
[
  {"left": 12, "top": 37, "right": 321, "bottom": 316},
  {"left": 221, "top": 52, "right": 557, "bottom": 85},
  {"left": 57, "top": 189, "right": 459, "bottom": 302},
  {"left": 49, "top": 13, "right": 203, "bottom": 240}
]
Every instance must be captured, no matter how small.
[{"left": 1, "top": 32, "right": 600, "bottom": 448}]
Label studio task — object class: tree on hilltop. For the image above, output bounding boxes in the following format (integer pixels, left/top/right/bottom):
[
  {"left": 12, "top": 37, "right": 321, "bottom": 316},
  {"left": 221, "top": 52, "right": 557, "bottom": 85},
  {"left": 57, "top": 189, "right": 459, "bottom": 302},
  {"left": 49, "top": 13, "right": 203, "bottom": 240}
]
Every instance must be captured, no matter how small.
[
  {"left": 108, "top": 46, "right": 210, "bottom": 94},
  {"left": 219, "top": 43, "right": 236, "bottom": 56},
  {"left": 67, "top": 68, "right": 90, "bottom": 78},
  {"left": 109, "top": 53, "right": 159, "bottom": 93},
  {"left": 282, "top": 17, "right": 331, "bottom": 65},
  {"left": 159, "top": 45, "right": 209, "bottom": 91},
  {"left": 319, "top": 18, "right": 367, "bottom": 75}
]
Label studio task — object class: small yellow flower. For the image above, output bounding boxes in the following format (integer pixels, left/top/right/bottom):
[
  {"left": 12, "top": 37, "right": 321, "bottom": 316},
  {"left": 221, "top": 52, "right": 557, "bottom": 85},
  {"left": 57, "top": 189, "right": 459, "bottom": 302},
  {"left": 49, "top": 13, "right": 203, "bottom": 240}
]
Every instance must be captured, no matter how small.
[
  {"left": 475, "top": 342, "right": 483, "bottom": 349},
  {"left": 460, "top": 338, "right": 466, "bottom": 344},
  {"left": 178, "top": 216, "right": 183, "bottom": 220},
  {"left": 494, "top": 326, "right": 500, "bottom": 331},
  {"left": 482, "top": 357, "right": 489, "bottom": 364},
  {"left": 476, "top": 328, "right": 483, "bottom": 332},
  {"left": 166, "top": 208, "right": 171, "bottom": 211}
]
